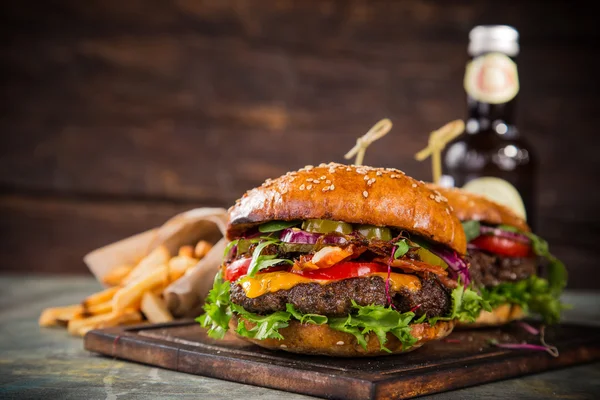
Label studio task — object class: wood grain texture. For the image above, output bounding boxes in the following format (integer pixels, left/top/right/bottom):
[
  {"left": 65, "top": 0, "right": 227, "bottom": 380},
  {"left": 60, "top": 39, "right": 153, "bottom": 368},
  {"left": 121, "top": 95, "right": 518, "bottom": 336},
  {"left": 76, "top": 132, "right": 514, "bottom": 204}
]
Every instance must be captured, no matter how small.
[
  {"left": 84, "top": 319, "right": 600, "bottom": 399},
  {"left": 0, "top": 1, "right": 598, "bottom": 287}
]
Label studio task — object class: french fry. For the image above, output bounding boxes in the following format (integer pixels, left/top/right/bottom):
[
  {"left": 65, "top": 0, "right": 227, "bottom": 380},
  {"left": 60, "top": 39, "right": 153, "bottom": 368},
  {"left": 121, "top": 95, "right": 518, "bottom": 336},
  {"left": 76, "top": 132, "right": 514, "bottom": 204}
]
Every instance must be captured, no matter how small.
[
  {"left": 112, "top": 266, "right": 168, "bottom": 312},
  {"left": 39, "top": 304, "right": 83, "bottom": 327},
  {"left": 168, "top": 255, "right": 198, "bottom": 282},
  {"left": 68, "top": 309, "right": 142, "bottom": 337},
  {"left": 123, "top": 245, "right": 170, "bottom": 285},
  {"left": 82, "top": 301, "right": 112, "bottom": 316},
  {"left": 178, "top": 245, "right": 194, "bottom": 258},
  {"left": 82, "top": 286, "right": 119, "bottom": 308},
  {"left": 194, "top": 240, "right": 212, "bottom": 259},
  {"left": 102, "top": 264, "right": 134, "bottom": 287},
  {"left": 141, "top": 292, "right": 174, "bottom": 323}
]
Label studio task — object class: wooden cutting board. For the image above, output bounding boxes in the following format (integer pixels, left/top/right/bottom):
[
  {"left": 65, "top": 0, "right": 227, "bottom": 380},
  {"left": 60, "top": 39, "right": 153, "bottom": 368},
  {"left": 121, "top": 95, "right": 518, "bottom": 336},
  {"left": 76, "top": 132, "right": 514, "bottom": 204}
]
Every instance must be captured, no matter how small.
[{"left": 84, "top": 320, "right": 600, "bottom": 399}]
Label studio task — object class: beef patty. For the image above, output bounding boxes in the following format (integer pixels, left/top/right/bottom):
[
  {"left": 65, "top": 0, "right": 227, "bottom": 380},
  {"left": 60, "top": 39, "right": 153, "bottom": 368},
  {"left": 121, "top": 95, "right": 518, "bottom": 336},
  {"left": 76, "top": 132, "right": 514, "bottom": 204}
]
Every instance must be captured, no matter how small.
[
  {"left": 468, "top": 250, "right": 537, "bottom": 288},
  {"left": 230, "top": 274, "right": 451, "bottom": 318}
]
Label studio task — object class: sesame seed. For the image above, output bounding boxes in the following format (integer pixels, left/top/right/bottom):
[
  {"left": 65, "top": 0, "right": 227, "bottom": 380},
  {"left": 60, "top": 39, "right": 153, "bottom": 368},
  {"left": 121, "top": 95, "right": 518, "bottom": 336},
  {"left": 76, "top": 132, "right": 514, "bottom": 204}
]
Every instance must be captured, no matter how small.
[
  {"left": 363, "top": 191, "right": 369, "bottom": 198},
  {"left": 411, "top": 183, "right": 417, "bottom": 188},
  {"left": 364, "top": 175, "right": 369, "bottom": 181},
  {"left": 329, "top": 167, "right": 336, "bottom": 173},
  {"left": 330, "top": 184, "right": 335, "bottom": 190},
  {"left": 305, "top": 165, "right": 313, "bottom": 170},
  {"left": 446, "top": 209, "right": 451, "bottom": 214},
  {"left": 320, "top": 175, "right": 326, "bottom": 180},
  {"left": 346, "top": 167, "right": 352, "bottom": 171},
  {"left": 325, "top": 180, "right": 331, "bottom": 184},
  {"left": 299, "top": 184, "right": 305, "bottom": 191},
  {"left": 322, "top": 187, "right": 329, "bottom": 192},
  {"left": 429, "top": 194, "right": 435, "bottom": 199},
  {"left": 306, "top": 178, "right": 314, "bottom": 182},
  {"left": 307, "top": 184, "right": 313, "bottom": 190},
  {"left": 280, "top": 344, "right": 287, "bottom": 348},
  {"left": 313, "top": 180, "right": 320, "bottom": 184},
  {"left": 336, "top": 341, "right": 345, "bottom": 345},
  {"left": 319, "top": 163, "right": 327, "bottom": 167},
  {"left": 376, "top": 171, "right": 382, "bottom": 176}
]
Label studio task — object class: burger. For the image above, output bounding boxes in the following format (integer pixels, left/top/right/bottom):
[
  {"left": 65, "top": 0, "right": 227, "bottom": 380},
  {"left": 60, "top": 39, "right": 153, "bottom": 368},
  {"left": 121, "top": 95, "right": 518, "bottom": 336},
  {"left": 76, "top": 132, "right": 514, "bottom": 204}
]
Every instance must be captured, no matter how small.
[
  {"left": 198, "top": 163, "right": 488, "bottom": 356},
  {"left": 427, "top": 185, "right": 567, "bottom": 326}
]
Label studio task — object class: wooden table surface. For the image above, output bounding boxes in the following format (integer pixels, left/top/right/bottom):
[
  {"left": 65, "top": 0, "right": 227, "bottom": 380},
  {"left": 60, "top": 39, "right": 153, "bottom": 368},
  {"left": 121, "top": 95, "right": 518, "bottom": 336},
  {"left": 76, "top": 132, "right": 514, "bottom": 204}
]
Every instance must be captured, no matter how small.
[{"left": 1, "top": 275, "right": 599, "bottom": 399}]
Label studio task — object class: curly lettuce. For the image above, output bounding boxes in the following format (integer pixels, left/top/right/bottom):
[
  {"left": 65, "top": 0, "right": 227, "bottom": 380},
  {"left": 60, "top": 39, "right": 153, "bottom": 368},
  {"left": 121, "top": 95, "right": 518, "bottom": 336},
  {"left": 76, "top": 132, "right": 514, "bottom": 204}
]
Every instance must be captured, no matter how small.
[
  {"left": 480, "top": 275, "right": 563, "bottom": 324},
  {"left": 197, "top": 272, "right": 491, "bottom": 351}
]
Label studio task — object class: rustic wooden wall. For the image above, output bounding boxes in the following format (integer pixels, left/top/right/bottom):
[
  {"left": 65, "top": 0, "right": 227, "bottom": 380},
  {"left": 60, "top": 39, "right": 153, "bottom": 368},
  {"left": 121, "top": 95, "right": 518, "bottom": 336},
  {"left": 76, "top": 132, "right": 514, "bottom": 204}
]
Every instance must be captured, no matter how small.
[{"left": 1, "top": 1, "right": 598, "bottom": 289}]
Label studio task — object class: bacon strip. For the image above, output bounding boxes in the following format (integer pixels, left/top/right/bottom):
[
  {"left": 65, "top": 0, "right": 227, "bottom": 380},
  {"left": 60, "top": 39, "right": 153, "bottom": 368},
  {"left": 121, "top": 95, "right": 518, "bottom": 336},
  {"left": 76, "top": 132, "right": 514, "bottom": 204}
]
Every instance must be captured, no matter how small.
[{"left": 373, "top": 257, "right": 448, "bottom": 277}]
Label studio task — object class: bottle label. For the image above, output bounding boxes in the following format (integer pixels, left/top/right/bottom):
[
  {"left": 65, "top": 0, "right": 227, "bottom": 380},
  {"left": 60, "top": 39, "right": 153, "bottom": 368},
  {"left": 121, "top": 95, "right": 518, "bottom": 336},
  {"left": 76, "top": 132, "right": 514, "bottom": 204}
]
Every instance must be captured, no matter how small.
[
  {"left": 464, "top": 53, "right": 519, "bottom": 104},
  {"left": 462, "top": 177, "right": 527, "bottom": 220}
]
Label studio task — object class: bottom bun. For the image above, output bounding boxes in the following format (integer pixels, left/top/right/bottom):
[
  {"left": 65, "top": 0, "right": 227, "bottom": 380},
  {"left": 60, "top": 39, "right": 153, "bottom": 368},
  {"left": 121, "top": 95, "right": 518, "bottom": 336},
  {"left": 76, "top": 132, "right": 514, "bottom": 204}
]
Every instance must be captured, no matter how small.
[
  {"left": 230, "top": 315, "right": 455, "bottom": 357},
  {"left": 457, "top": 304, "right": 525, "bottom": 328}
]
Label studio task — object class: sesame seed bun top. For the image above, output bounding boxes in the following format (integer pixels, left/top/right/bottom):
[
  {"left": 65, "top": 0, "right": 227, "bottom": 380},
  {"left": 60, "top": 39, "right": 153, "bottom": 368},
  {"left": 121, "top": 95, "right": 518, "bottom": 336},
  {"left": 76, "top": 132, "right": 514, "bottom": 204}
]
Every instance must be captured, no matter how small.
[
  {"left": 426, "top": 184, "right": 530, "bottom": 233},
  {"left": 227, "top": 163, "right": 467, "bottom": 254}
]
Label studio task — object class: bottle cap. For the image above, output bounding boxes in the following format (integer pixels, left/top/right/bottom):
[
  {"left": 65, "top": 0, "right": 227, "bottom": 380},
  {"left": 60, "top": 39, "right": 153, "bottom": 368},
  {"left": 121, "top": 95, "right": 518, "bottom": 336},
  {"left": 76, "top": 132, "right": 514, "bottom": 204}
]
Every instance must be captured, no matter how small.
[{"left": 468, "top": 25, "right": 519, "bottom": 57}]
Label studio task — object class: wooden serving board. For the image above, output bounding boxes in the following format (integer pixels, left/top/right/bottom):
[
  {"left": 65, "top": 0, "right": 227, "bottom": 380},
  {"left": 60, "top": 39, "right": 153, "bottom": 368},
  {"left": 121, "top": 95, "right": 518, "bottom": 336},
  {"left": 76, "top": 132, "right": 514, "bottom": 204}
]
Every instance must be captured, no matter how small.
[{"left": 84, "top": 321, "right": 600, "bottom": 399}]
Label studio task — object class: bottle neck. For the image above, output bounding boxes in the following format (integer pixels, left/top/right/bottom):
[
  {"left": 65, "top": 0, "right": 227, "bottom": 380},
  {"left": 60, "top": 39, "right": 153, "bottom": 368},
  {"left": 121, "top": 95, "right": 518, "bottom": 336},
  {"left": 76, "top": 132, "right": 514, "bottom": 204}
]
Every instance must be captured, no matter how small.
[{"left": 467, "top": 97, "right": 517, "bottom": 125}]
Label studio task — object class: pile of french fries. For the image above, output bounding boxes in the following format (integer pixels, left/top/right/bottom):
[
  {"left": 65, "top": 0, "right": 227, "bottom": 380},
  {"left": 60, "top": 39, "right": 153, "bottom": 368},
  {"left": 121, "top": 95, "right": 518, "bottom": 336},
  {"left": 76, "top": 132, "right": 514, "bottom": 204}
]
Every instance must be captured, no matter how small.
[{"left": 39, "top": 240, "right": 213, "bottom": 336}]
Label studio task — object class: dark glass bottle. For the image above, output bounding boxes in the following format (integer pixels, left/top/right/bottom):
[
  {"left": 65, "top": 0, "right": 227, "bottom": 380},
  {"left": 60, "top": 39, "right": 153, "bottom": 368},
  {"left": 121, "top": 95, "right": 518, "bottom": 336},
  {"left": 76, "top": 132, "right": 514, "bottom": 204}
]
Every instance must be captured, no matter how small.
[{"left": 441, "top": 25, "right": 537, "bottom": 227}]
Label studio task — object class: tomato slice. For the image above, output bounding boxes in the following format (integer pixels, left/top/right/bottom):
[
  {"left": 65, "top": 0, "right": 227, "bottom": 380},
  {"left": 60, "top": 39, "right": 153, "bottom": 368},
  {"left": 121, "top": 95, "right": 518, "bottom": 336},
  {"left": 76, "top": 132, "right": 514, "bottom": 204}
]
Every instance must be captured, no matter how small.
[
  {"left": 224, "top": 257, "right": 290, "bottom": 281},
  {"left": 291, "top": 261, "right": 388, "bottom": 280},
  {"left": 471, "top": 235, "right": 531, "bottom": 258},
  {"left": 224, "top": 258, "right": 251, "bottom": 282}
]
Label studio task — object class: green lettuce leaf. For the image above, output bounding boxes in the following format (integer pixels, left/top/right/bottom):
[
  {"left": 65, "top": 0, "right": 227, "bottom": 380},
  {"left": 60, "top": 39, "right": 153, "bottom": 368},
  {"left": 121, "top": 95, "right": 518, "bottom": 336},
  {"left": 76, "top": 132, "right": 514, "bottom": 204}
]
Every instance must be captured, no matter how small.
[
  {"left": 286, "top": 304, "right": 328, "bottom": 325},
  {"left": 247, "top": 238, "right": 288, "bottom": 277},
  {"left": 195, "top": 271, "right": 232, "bottom": 339},
  {"left": 393, "top": 239, "right": 410, "bottom": 259},
  {"left": 258, "top": 220, "right": 300, "bottom": 233},
  {"left": 231, "top": 304, "right": 291, "bottom": 340},
  {"left": 462, "top": 220, "right": 481, "bottom": 242},
  {"left": 329, "top": 301, "right": 418, "bottom": 353},
  {"left": 223, "top": 239, "right": 239, "bottom": 259},
  {"left": 480, "top": 275, "right": 563, "bottom": 324},
  {"left": 429, "top": 285, "right": 491, "bottom": 325}
]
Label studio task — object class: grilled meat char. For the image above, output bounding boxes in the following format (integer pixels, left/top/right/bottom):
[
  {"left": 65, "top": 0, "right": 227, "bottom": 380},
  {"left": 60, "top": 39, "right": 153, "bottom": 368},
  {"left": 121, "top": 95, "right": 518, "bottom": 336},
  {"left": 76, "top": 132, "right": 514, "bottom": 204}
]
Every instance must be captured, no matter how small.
[
  {"left": 467, "top": 249, "right": 537, "bottom": 288},
  {"left": 230, "top": 274, "right": 451, "bottom": 318}
]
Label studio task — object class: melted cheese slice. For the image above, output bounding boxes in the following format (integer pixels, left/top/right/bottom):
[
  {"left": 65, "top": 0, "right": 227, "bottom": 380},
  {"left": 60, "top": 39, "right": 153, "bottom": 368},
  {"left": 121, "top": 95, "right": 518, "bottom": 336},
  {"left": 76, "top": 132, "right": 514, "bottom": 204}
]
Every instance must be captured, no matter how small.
[{"left": 239, "top": 271, "right": 421, "bottom": 299}]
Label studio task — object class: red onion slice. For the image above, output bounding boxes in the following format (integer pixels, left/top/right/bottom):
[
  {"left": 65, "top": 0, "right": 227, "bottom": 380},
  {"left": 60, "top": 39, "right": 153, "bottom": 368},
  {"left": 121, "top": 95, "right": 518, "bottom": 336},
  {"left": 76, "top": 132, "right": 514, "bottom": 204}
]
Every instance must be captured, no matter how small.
[
  {"left": 427, "top": 246, "right": 471, "bottom": 285},
  {"left": 279, "top": 228, "right": 347, "bottom": 245},
  {"left": 491, "top": 342, "right": 559, "bottom": 357},
  {"left": 479, "top": 225, "right": 531, "bottom": 244}
]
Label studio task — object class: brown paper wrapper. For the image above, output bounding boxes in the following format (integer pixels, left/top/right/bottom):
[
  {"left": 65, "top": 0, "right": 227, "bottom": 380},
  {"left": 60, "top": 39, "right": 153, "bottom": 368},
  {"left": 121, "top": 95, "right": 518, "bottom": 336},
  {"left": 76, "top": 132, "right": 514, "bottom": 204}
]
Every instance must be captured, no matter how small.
[{"left": 83, "top": 207, "right": 228, "bottom": 318}]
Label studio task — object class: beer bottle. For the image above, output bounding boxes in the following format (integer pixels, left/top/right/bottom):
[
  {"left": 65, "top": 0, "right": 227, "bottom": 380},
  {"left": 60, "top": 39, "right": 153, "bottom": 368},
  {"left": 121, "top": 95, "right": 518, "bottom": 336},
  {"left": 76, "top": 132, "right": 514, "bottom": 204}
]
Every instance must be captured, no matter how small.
[{"left": 441, "top": 25, "right": 537, "bottom": 227}]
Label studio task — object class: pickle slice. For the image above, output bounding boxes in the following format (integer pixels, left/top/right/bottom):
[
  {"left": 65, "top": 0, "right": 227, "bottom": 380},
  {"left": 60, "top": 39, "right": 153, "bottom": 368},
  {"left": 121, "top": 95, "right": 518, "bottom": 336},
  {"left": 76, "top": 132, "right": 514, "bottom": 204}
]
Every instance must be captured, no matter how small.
[
  {"left": 301, "top": 219, "right": 353, "bottom": 234},
  {"left": 416, "top": 247, "right": 448, "bottom": 268},
  {"left": 356, "top": 225, "right": 393, "bottom": 241},
  {"left": 280, "top": 243, "right": 315, "bottom": 253},
  {"left": 236, "top": 239, "right": 253, "bottom": 255}
]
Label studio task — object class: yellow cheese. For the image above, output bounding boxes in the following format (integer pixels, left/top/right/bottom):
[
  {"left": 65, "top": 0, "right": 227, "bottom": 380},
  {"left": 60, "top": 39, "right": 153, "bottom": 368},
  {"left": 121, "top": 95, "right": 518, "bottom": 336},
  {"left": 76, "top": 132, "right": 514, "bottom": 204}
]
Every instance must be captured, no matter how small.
[
  {"left": 369, "top": 272, "right": 422, "bottom": 292},
  {"left": 239, "top": 271, "right": 421, "bottom": 299},
  {"left": 240, "top": 272, "right": 320, "bottom": 299}
]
